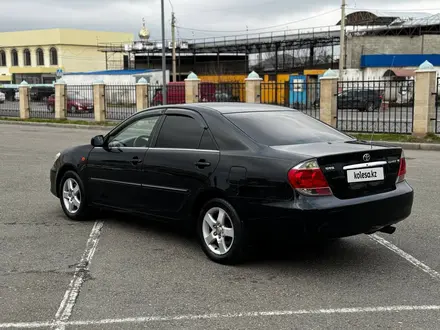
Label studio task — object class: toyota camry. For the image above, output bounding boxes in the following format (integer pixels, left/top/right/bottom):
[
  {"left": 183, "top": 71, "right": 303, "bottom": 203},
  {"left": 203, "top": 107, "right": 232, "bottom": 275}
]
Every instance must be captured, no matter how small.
[{"left": 50, "top": 103, "right": 414, "bottom": 264}]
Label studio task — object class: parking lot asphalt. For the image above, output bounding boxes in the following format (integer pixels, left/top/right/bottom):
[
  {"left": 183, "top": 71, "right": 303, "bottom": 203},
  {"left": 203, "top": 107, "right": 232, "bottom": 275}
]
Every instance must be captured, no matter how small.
[{"left": 0, "top": 123, "right": 439, "bottom": 329}]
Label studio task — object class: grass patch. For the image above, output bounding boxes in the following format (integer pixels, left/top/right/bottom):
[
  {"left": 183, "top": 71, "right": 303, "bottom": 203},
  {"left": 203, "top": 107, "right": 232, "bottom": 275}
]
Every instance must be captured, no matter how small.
[
  {"left": 351, "top": 132, "right": 440, "bottom": 144},
  {"left": 0, "top": 117, "right": 116, "bottom": 126}
]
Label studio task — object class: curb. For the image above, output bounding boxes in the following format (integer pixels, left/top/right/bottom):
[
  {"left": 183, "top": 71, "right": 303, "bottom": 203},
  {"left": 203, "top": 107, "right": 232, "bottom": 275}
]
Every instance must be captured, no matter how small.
[{"left": 0, "top": 120, "right": 114, "bottom": 130}]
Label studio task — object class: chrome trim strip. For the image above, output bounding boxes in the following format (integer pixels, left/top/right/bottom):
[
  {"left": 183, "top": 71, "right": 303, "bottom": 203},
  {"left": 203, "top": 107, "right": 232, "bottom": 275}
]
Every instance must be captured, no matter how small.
[
  {"left": 343, "top": 161, "right": 387, "bottom": 170},
  {"left": 149, "top": 147, "right": 219, "bottom": 153},
  {"left": 89, "top": 177, "right": 141, "bottom": 187},
  {"left": 141, "top": 183, "right": 188, "bottom": 193}
]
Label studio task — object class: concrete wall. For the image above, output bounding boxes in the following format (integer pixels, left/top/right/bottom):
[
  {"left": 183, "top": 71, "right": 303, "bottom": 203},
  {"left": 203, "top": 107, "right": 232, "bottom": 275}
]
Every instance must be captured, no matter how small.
[
  {"left": 346, "top": 35, "right": 440, "bottom": 69},
  {"left": 62, "top": 70, "right": 167, "bottom": 85}
]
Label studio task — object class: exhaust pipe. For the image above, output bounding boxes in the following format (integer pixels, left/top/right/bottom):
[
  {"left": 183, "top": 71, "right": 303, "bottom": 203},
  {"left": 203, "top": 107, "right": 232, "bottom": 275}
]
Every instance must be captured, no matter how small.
[{"left": 379, "top": 225, "right": 396, "bottom": 234}]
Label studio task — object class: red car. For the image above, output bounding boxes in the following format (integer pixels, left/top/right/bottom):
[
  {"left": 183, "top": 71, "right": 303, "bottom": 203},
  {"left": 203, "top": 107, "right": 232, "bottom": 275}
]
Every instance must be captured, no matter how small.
[
  {"left": 151, "top": 82, "right": 217, "bottom": 105},
  {"left": 47, "top": 91, "right": 94, "bottom": 113}
]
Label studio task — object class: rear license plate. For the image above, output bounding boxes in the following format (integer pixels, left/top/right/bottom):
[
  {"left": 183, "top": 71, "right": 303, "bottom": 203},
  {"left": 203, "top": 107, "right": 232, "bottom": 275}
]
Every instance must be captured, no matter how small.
[{"left": 346, "top": 167, "right": 384, "bottom": 183}]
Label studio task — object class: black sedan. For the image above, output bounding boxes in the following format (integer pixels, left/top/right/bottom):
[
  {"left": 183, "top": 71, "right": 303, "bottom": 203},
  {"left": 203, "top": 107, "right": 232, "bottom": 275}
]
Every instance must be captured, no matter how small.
[{"left": 50, "top": 103, "right": 414, "bottom": 264}]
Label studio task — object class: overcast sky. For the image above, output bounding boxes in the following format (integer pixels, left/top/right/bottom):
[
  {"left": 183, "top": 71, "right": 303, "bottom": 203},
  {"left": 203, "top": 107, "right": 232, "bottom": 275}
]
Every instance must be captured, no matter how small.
[{"left": 2, "top": 0, "right": 440, "bottom": 41}]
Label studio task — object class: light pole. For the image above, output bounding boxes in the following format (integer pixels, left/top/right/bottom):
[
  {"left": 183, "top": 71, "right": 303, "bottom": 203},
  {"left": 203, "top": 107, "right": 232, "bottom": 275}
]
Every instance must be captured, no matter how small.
[
  {"left": 161, "top": 0, "right": 167, "bottom": 105},
  {"left": 339, "top": 0, "right": 346, "bottom": 74}
]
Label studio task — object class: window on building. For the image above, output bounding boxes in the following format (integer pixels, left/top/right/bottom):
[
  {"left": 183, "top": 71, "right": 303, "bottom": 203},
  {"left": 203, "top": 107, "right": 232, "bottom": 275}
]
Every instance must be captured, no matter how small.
[
  {"left": 36, "top": 48, "right": 44, "bottom": 66},
  {"left": 0, "top": 50, "right": 6, "bottom": 67},
  {"left": 50, "top": 48, "right": 58, "bottom": 65},
  {"left": 23, "top": 49, "right": 31, "bottom": 66},
  {"left": 11, "top": 49, "right": 18, "bottom": 66}
]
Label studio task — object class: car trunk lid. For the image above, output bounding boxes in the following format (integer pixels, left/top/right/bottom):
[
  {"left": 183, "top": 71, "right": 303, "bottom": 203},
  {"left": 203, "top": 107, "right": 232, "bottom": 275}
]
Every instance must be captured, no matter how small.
[{"left": 271, "top": 140, "right": 403, "bottom": 199}]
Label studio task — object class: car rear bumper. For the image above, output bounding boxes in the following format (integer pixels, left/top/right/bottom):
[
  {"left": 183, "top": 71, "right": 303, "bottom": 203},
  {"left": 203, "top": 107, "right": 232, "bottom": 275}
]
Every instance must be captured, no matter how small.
[{"left": 241, "top": 181, "right": 414, "bottom": 239}]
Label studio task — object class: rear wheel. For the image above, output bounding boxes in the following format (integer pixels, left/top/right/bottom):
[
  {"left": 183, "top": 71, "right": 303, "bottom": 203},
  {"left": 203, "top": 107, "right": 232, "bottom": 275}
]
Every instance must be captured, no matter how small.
[
  {"left": 365, "top": 101, "right": 374, "bottom": 112},
  {"left": 59, "top": 170, "right": 91, "bottom": 221},
  {"left": 197, "top": 198, "right": 246, "bottom": 265}
]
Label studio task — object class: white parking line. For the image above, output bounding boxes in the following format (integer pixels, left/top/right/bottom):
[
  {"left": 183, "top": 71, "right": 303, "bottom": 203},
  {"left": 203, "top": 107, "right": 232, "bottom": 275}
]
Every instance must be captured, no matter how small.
[
  {"left": 51, "top": 220, "right": 105, "bottom": 330},
  {"left": 369, "top": 234, "right": 440, "bottom": 281},
  {"left": 1, "top": 305, "right": 439, "bottom": 328}
]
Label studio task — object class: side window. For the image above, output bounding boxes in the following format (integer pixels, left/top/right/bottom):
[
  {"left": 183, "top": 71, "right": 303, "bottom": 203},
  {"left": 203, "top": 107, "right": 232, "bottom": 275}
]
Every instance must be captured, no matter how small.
[
  {"left": 108, "top": 115, "right": 160, "bottom": 148},
  {"left": 198, "top": 129, "right": 217, "bottom": 150},
  {"left": 155, "top": 114, "right": 203, "bottom": 149}
]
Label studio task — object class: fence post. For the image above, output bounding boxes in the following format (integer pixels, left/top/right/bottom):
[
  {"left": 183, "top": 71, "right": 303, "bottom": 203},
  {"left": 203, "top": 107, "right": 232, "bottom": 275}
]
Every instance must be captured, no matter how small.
[
  {"left": 184, "top": 72, "right": 200, "bottom": 103},
  {"left": 19, "top": 81, "right": 30, "bottom": 119},
  {"left": 54, "top": 79, "right": 66, "bottom": 120},
  {"left": 413, "top": 60, "right": 437, "bottom": 137},
  {"left": 136, "top": 78, "right": 149, "bottom": 112},
  {"left": 93, "top": 80, "right": 106, "bottom": 122},
  {"left": 245, "top": 71, "right": 262, "bottom": 103},
  {"left": 319, "top": 69, "right": 339, "bottom": 127}
]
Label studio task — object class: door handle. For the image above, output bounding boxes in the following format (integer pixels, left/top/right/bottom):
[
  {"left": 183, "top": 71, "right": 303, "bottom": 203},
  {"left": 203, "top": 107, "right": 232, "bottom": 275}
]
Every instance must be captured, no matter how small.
[
  {"left": 131, "top": 156, "right": 142, "bottom": 165},
  {"left": 195, "top": 160, "right": 211, "bottom": 168}
]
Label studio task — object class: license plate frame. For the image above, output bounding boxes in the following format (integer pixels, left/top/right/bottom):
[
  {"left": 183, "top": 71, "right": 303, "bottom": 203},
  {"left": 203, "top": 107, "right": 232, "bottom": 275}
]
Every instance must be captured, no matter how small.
[{"left": 346, "top": 166, "right": 384, "bottom": 183}]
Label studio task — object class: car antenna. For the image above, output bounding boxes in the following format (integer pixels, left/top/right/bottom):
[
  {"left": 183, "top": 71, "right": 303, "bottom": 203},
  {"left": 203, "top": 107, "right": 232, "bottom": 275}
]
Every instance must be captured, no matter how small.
[{"left": 369, "top": 55, "right": 396, "bottom": 149}]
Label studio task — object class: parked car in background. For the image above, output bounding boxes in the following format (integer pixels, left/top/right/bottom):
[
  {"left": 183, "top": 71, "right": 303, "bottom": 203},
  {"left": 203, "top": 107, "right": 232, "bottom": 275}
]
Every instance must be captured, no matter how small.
[
  {"left": 337, "top": 89, "right": 383, "bottom": 111},
  {"left": 47, "top": 91, "right": 94, "bottom": 113},
  {"left": 50, "top": 103, "right": 413, "bottom": 265},
  {"left": 151, "top": 82, "right": 217, "bottom": 105},
  {"left": 30, "top": 86, "right": 55, "bottom": 102},
  {"left": 0, "top": 91, "right": 5, "bottom": 103}
]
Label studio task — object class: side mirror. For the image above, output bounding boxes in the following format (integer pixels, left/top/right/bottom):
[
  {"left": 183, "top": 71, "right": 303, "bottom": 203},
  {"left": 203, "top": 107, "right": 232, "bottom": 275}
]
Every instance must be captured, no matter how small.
[{"left": 91, "top": 135, "right": 105, "bottom": 147}]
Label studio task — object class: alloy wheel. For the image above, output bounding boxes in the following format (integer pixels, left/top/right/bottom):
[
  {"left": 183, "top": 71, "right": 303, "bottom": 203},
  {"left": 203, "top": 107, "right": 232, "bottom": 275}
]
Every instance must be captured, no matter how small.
[
  {"left": 62, "top": 178, "right": 81, "bottom": 214},
  {"left": 202, "top": 207, "right": 235, "bottom": 255}
]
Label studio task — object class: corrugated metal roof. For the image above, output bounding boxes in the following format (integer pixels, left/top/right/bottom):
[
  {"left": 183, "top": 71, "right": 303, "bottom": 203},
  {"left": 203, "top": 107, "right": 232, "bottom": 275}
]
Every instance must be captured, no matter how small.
[
  {"left": 64, "top": 69, "right": 160, "bottom": 76},
  {"left": 398, "top": 13, "right": 440, "bottom": 26}
]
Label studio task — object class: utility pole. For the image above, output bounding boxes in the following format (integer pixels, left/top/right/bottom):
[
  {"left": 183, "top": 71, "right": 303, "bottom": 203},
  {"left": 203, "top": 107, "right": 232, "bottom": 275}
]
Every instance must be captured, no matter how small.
[
  {"left": 171, "top": 12, "right": 177, "bottom": 82},
  {"left": 339, "top": 0, "right": 346, "bottom": 74},
  {"left": 160, "top": 0, "right": 167, "bottom": 104}
]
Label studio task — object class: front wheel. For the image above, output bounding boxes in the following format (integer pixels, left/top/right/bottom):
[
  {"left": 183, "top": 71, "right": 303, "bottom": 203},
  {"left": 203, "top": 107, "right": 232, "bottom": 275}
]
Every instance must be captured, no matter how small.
[
  {"left": 59, "top": 170, "right": 91, "bottom": 221},
  {"left": 197, "top": 198, "right": 247, "bottom": 265}
]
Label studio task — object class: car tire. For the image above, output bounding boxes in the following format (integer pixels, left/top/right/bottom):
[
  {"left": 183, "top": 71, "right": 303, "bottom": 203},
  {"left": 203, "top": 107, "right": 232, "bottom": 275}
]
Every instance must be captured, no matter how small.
[
  {"left": 365, "top": 102, "right": 374, "bottom": 112},
  {"left": 197, "top": 198, "right": 247, "bottom": 265},
  {"left": 58, "top": 170, "right": 91, "bottom": 221}
]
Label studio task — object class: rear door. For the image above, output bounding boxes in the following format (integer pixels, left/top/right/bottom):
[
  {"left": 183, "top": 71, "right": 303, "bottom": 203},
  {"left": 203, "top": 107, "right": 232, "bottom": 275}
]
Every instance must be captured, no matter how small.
[{"left": 140, "top": 108, "right": 220, "bottom": 220}]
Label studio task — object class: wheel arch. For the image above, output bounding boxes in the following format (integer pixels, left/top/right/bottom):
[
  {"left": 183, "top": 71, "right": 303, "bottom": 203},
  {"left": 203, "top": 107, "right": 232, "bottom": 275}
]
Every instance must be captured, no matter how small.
[
  {"left": 190, "top": 188, "right": 231, "bottom": 224},
  {"left": 56, "top": 164, "right": 77, "bottom": 196}
]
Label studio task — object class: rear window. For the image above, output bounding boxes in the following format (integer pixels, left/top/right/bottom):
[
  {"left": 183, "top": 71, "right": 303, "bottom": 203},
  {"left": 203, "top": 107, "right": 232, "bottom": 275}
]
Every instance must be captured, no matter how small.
[{"left": 224, "top": 110, "right": 353, "bottom": 146}]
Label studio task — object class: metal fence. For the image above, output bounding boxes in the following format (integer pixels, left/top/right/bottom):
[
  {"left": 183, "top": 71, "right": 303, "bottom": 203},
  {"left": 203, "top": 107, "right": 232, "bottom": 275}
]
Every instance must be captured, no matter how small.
[
  {"left": 436, "top": 77, "right": 440, "bottom": 134},
  {"left": 199, "top": 82, "right": 246, "bottom": 103},
  {"left": 148, "top": 84, "right": 186, "bottom": 106},
  {"left": 29, "top": 86, "right": 55, "bottom": 119},
  {"left": 336, "top": 79, "right": 414, "bottom": 134},
  {"left": 105, "top": 84, "right": 136, "bottom": 120},
  {"left": 0, "top": 87, "right": 19, "bottom": 117},
  {"left": 261, "top": 81, "right": 320, "bottom": 119},
  {"left": 63, "top": 85, "right": 95, "bottom": 119}
]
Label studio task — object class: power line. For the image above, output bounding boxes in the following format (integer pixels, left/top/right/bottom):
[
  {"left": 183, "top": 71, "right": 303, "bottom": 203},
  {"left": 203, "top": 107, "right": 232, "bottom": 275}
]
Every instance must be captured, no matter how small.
[{"left": 175, "top": 8, "right": 340, "bottom": 33}]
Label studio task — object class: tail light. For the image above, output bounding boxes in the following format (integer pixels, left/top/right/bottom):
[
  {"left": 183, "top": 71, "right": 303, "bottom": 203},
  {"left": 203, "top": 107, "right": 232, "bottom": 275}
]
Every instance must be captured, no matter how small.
[
  {"left": 288, "top": 159, "right": 332, "bottom": 196},
  {"left": 396, "top": 150, "right": 407, "bottom": 183}
]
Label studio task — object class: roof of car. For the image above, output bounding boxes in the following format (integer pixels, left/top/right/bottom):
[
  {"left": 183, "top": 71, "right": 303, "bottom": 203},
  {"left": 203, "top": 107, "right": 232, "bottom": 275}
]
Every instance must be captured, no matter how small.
[{"left": 183, "top": 102, "right": 298, "bottom": 114}]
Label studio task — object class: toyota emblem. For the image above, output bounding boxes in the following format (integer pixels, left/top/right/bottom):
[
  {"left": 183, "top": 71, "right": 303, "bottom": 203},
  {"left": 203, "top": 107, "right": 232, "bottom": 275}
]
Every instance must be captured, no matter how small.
[{"left": 363, "top": 153, "right": 371, "bottom": 162}]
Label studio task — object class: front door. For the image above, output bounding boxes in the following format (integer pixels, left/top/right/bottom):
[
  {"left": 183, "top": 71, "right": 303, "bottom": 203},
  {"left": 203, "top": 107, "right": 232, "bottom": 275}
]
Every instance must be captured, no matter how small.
[
  {"left": 140, "top": 108, "right": 220, "bottom": 220},
  {"left": 86, "top": 110, "right": 163, "bottom": 211}
]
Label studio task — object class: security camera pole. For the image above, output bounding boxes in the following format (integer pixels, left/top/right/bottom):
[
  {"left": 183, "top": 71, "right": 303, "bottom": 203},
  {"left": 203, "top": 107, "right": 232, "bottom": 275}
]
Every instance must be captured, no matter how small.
[{"left": 161, "top": 0, "right": 167, "bottom": 104}]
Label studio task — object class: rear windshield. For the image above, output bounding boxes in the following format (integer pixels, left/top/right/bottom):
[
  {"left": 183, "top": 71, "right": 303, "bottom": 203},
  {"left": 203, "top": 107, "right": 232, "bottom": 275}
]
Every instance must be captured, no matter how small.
[{"left": 224, "top": 110, "right": 353, "bottom": 146}]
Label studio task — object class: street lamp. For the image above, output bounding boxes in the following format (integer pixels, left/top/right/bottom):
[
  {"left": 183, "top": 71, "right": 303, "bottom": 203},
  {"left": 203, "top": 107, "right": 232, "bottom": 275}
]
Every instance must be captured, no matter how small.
[{"left": 161, "top": 0, "right": 167, "bottom": 105}]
